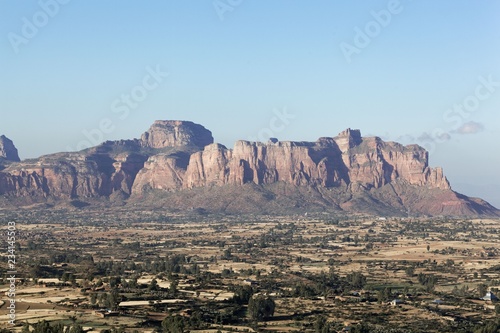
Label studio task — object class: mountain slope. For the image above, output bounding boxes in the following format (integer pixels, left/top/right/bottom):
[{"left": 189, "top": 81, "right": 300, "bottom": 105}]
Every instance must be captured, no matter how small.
[{"left": 0, "top": 120, "right": 498, "bottom": 217}]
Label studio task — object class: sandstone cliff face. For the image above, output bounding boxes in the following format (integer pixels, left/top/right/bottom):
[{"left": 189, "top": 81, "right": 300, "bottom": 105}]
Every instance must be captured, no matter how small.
[
  {"left": 132, "top": 153, "right": 188, "bottom": 192},
  {"left": 0, "top": 153, "right": 131, "bottom": 198},
  {"left": 164, "top": 129, "right": 450, "bottom": 191},
  {"left": 0, "top": 121, "right": 213, "bottom": 199},
  {"left": 0, "top": 150, "right": 153, "bottom": 198},
  {"left": 0, "top": 135, "right": 20, "bottom": 162},
  {"left": 0, "top": 121, "right": 495, "bottom": 216}
]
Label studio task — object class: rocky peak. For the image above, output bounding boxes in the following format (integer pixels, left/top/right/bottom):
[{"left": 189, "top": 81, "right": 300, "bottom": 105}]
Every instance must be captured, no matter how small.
[
  {"left": 334, "top": 128, "right": 362, "bottom": 152},
  {"left": 0, "top": 135, "right": 20, "bottom": 162},
  {"left": 140, "top": 120, "right": 214, "bottom": 149}
]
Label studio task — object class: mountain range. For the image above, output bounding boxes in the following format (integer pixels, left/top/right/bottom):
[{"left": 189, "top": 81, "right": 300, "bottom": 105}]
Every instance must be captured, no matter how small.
[{"left": 0, "top": 120, "right": 498, "bottom": 217}]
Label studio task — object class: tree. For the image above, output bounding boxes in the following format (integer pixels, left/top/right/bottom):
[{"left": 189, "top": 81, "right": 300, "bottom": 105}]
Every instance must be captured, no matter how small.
[
  {"left": 109, "top": 276, "right": 121, "bottom": 288},
  {"left": 162, "top": 314, "right": 186, "bottom": 333},
  {"left": 248, "top": 295, "right": 275, "bottom": 321},
  {"left": 478, "top": 284, "right": 488, "bottom": 298},
  {"left": 418, "top": 273, "right": 437, "bottom": 293},
  {"left": 105, "top": 289, "right": 120, "bottom": 310},
  {"left": 21, "top": 322, "right": 30, "bottom": 333},
  {"left": 377, "top": 287, "right": 392, "bottom": 303},
  {"left": 346, "top": 271, "right": 367, "bottom": 289},
  {"left": 314, "top": 315, "right": 332, "bottom": 333},
  {"left": 169, "top": 279, "right": 178, "bottom": 295},
  {"left": 350, "top": 322, "right": 371, "bottom": 333},
  {"left": 148, "top": 279, "right": 159, "bottom": 292},
  {"left": 405, "top": 266, "right": 415, "bottom": 277},
  {"left": 68, "top": 323, "right": 84, "bottom": 333},
  {"left": 232, "top": 285, "right": 254, "bottom": 305}
]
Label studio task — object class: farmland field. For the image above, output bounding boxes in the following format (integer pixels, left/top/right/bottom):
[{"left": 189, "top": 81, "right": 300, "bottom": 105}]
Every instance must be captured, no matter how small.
[{"left": 1, "top": 209, "right": 499, "bottom": 332}]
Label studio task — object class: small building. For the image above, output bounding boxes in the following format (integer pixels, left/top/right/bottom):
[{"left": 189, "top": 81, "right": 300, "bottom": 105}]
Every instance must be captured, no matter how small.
[
  {"left": 390, "top": 299, "right": 403, "bottom": 306},
  {"left": 481, "top": 291, "right": 499, "bottom": 302},
  {"left": 94, "top": 310, "right": 120, "bottom": 318},
  {"left": 243, "top": 279, "right": 258, "bottom": 286}
]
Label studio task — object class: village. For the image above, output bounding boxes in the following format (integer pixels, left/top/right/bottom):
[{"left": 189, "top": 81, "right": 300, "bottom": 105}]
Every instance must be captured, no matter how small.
[{"left": 1, "top": 208, "right": 499, "bottom": 332}]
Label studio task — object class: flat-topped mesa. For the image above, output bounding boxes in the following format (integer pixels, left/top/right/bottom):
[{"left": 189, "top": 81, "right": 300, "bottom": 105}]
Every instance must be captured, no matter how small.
[
  {"left": 140, "top": 120, "right": 214, "bottom": 149},
  {"left": 334, "top": 128, "right": 362, "bottom": 153},
  {"left": 1, "top": 120, "right": 492, "bottom": 216},
  {"left": 0, "top": 135, "right": 20, "bottom": 162}
]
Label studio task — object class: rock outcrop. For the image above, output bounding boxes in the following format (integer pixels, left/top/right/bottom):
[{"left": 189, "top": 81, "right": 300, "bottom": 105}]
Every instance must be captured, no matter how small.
[
  {"left": 0, "top": 121, "right": 497, "bottom": 217},
  {"left": 136, "top": 129, "right": 449, "bottom": 191},
  {"left": 0, "top": 135, "right": 20, "bottom": 162},
  {"left": 140, "top": 120, "right": 213, "bottom": 149}
]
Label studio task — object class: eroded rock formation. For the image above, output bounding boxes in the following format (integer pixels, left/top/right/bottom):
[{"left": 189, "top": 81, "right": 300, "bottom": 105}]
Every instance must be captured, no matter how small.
[{"left": 0, "top": 121, "right": 497, "bottom": 217}]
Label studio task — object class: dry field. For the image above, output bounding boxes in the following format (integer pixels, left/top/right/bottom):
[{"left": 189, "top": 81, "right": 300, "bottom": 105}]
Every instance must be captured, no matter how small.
[{"left": 1, "top": 209, "right": 499, "bottom": 332}]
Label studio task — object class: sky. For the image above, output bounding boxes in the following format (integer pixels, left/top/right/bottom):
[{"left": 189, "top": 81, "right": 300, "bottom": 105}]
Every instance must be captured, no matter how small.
[{"left": 0, "top": 1, "right": 499, "bottom": 207}]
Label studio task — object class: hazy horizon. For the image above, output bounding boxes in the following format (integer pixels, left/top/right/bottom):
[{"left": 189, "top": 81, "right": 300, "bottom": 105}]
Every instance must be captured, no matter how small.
[{"left": 1, "top": 1, "right": 499, "bottom": 207}]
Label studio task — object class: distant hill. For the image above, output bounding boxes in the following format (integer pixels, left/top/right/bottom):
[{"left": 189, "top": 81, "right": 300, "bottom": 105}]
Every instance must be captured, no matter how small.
[{"left": 1, "top": 120, "right": 498, "bottom": 217}]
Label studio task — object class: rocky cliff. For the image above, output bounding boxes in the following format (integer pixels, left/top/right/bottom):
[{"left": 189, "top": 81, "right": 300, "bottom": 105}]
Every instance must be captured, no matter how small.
[
  {"left": 0, "top": 121, "right": 497, "bottom": 217},
  {"left": 0, "top": 121, "right": 211, "bottom": 199},
  {"left": 133, "top": 128, "right": 450, "bottom": 192},
  {"left": 0, "top": 135, "right": 20, "bottom": 162}
]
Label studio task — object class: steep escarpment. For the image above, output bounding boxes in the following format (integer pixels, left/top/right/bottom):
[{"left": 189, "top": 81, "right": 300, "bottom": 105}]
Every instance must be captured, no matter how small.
[
  {"left": 0, "top": 121, "right": 212, "bottom": 199},
  {"left": 153, "top": 129, "right": 450, "bottom": 191},
  {"left": 0, "top": 121, "right": 497, "bottom": 217},
  {"left": 0, "top": 135, "right": 20, "bottom": 162}
]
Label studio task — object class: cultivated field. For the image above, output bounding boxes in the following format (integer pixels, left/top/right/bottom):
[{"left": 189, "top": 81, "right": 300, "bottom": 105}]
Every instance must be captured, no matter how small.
[{"left": 1, "top": 209, "right": 499, "bottom": 332}]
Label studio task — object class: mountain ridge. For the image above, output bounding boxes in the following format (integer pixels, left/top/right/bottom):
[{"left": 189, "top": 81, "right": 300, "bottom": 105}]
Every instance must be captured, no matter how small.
[{"left": 0, "top": 120, "right": 498, "bottom": 217}]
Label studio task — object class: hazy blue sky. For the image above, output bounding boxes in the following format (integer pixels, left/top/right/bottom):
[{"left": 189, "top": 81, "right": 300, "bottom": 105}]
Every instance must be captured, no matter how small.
[{"left": 1, "top": 1, "right": 499, "bottom": 207}]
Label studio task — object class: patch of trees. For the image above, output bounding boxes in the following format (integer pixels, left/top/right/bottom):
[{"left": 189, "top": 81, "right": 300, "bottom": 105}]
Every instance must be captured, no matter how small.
[
  {"left": 405, "top": 265, "right": 415, "bottom": 277},
  {"left": 161, "top": 314, "right": 187, "bottom": 333},
  {"left": 230, "top": 285, "right": 254, "bottom": 304},
  {"left": 50, "top": 253, "right": 94, "bottom": 264},
  {"left": 346, "top": 271, "right": 367, "bottom": 289},
  {"left": 314, "top": 315, "right": 333, "bottom": 333},
  {"left": 473, "top": 319, "right": 500, "bottom": 333},
  {"left": 21, "top": 321, "right": 83, "bottom": 333},
  {"left": 248, "top": 295, "right": 275, "bottom": 321},
  {"left": 417, "top": 273, "right": 437, "bottom": 292}
]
